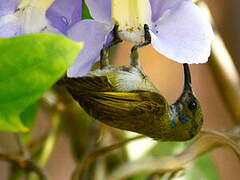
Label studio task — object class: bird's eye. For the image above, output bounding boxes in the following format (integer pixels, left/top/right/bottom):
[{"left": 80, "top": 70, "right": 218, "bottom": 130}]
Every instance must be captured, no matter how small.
[{"left": 188, "top": 101, "right": 197, "bottom": 110}]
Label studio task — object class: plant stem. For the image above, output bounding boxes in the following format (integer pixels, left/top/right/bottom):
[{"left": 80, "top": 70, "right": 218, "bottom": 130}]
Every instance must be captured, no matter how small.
[
  {"left": 15, "top": 133, "right": 30, "bottom": 159},
  {"left": 106, "top": 128, "right": 240, "bottom": 180},
  {"left": 208, "top": 49, "right": 240, "bottom": 124},
  {"left": 38, "top": 113, "right": 60, "bottom": 168},
  {"left": 0, "top": 152, "right": 47, "bottom": 180},
  {"left": 30, "top": 112, "right": 61, "bottom": 180},
  {"left": 72, "top": 135, "right": 145, "bottom": 180}
]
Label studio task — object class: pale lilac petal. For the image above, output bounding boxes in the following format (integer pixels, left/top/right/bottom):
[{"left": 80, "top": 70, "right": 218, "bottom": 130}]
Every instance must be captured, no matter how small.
[
  {"left": 149, "top": 0, "right": 190, "bottom": 22},
  {"left": 85, "top": 0, "right": 111, "bottom": 24},
  {"left": 150, "top": 1, "right": 214, "bottom": 64},
  {"left": 0, "top": 0, "right": 20, "bottom": 16},
  {"left": 0, "top": 21, "right": 22, "bottom": 37},
  {"left": 104, "top": 30, "right": 114, "bottom": 47},
  {"left": 71, "top": 3, "right": 82, "bottom": 26},
  {"left": 42, "top": 25, "right": 62, "bottom": 34},
  {"left": 46, "top": 0, "right": 82, "bottom": 34},
  {"left": 0, "top": 14, "right": 22, "bottom": 37},
  {"left": 67, "top": 20, "right": 113, "bottom": 77}
]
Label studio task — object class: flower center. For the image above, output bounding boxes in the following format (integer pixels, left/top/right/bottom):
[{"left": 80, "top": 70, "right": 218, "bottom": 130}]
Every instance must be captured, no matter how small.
[
  {"left": 112, "top": 0, "right": 151, "bottom": 43},
  {"left": 14, "top": 0, "right": 55, "bottom": 34},
  {"left": 18, "top": 0, "right": 54, "bottom": 11}
]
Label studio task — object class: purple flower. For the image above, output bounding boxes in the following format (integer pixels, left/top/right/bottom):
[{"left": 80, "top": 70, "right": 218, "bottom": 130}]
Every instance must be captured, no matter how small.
[
  {"left": 149, "top": 0, "right": 214, "bottom": 65},
  {"left": 47, "top": 0, "right": 213, "bottom": 77},
  {"left": 0, "top": 0, "right": 59, "bottom": 38},
  {"left": 47, "top": 0, "right": 114, "bottom": 77},
  {"left": 46, "top": 0, "right": 82, "bottom": 35},
  {"left": 1, "top": 0, "right": 214, "bottom": 78},
  {"left": 0, "top": 0, "right": 22, "bottom": 37}
]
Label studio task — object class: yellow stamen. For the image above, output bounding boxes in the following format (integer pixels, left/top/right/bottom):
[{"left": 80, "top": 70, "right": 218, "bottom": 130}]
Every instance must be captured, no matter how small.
[
  {"left": 112, "top": 0, "right": 151, "bottom": 42},
  {"left": 18, "top": 0, "right": 54, "bottom": 11}
]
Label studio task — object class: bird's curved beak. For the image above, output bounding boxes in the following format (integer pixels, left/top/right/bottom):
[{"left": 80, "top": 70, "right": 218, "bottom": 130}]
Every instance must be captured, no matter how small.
[{"left": 183, "top": 64, "right": 193, "bottom": 93}]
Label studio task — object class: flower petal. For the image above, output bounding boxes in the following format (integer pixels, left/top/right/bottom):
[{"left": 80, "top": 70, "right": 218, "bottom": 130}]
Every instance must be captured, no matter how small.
[
  {"left": 85, "top": 0, "right": 111, "bottom": 24},
  {"left": 46, "top": 0, "right": 82, "bottom": 34},
  {"left": 149, "top": 0, "right": 188, "bottom": 22},
  {"left": 150, "top": 1, "right": 214, "bottom": 64},
  {"left": 0, "top": 14, "right": 22, "bottom": 37},
  {"left": 0, "top": 21, "right": 22, "bottom": 38},
  {"left": 67, "top": 20, "right": 113, "bottom": 77},
  {"left": 0, "top": 0, "right": 20, "bottom": 17}
]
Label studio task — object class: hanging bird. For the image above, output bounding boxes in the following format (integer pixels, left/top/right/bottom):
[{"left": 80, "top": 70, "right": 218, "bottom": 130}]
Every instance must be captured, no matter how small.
[{"left": 61, "top": 25, "right": 203, "bottom": 141}]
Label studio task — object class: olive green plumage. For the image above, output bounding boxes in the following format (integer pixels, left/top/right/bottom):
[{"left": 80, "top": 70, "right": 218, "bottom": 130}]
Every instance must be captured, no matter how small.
[{"left": 62, "top": 48, "right": 203, "bottom": 141}]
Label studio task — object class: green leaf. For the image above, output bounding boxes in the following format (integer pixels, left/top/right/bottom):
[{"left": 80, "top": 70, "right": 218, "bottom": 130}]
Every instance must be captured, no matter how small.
[
  {"left": 20, "top": 103, "right": 37, "bottom": 144},
  {"left": 130, "top": 173, "right": 148, "bottom": 180},
  {"left": 0, "top": 34, "right": 83, "bottom": 132},
  {"left": 185, "top": 154, "right": 219, "bottom": 180},
  {"left": 148, "top": 142, "right": 188, "bottom": 158},
  {"left": 82, "top": 0, "right": 93, "bottom": 19}
]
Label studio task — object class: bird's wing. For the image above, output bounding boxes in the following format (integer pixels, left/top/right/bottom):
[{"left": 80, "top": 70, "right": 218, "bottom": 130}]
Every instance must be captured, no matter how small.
[
  {"left": 62, "top": 76, "right": 114, "bottom": 93},
  {"left": 76, "top": 91, "right": 167, "bottom": 134}
]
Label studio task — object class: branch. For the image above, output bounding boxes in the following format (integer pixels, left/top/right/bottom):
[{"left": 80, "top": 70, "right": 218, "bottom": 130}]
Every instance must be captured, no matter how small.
[
  {"left": 72, "top": 135, "right": 145, "bottom": 180},
  {"left": 74, "top": 120, "right": 101, "bottom": 180},
  {"left": 15, "top": 133, "right": 30, "bottom": 159},
  {"left": 106, "top": 128, "right": 240, "bottom": 180},
  {"left": 0, "top": 152, "right": 47, "bottom": 180},
  {"left": 37, "top": 111, "right": 61, "bottom": 169},
  {"left": 208, "top": 49, "right": 240, "bottom": 124}
]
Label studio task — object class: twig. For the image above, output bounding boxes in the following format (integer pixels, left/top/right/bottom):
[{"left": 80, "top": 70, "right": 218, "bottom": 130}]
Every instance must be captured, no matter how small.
[
  {"left": 106, "top": 128, "right": 240, "bottom": 180},
  {"left": 15, "top": 133, "right": 31, "bottom": 180},
  {"left": 28, "top": 133, "right": 49, "bottom": 154},
  {"left": 93, "top": 157, "right": 106, "bottom": 180},
  {"left": 193, "top": 128, "right": 240, "bottom": 159},
  {"left": 0, "top": 152, "right": 47, "bottom": 180},
  {"left": 71, "top": 120, "right": 102, "bottom": 180},
  {"left": 146, "top": 173, "right": 160, "bottom": 180},
  {"left": 201, "top": 4, "right": 240, "bottom": 124},
  {"left": 72, "top": 135, "right": 145, "bottom": 180},
  {"left": 205, "top": 0, "right": 240, "bottom": 65},
  {"left": 15, "top": 133, "right": 30, "bottom": 159},
  {"left": 79, "top": 120, "right": 101, "bottom": 180},
  {"left": 38, "top": 112, "right": 61, "bottom": 168},
  {"left": 208, "top": 49, "right": 240, "bottom": 124}
]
